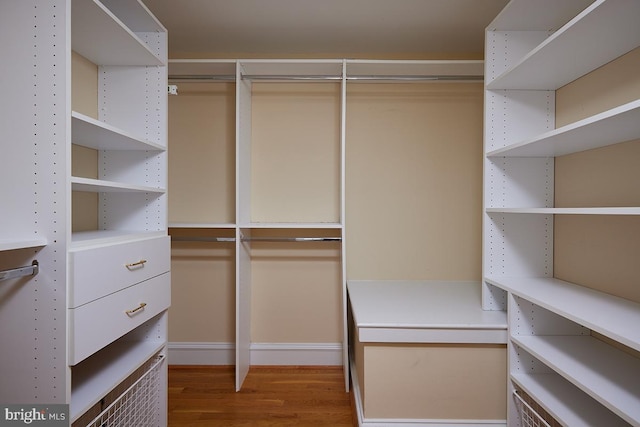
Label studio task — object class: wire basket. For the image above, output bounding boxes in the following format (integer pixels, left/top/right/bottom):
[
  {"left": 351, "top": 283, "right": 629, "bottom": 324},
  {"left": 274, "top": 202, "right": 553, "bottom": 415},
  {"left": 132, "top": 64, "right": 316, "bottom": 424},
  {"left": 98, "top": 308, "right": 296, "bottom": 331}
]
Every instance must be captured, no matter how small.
[
  {"left": 514, "top": 391, "right": 552, "bottom": 427},
  {"left": 82, "top": 354, "right": 165, "bottom": 427}
]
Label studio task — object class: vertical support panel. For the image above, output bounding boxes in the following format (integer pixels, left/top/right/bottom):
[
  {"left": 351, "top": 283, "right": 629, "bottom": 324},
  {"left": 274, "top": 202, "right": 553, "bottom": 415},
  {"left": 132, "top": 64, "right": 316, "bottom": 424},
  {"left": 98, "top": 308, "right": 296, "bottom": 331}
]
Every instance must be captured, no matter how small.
[
  {"left": 340, "top": 60, "right": 349, "bottom": 391},
  {"left": 0, "top": 0, "right": 70, "bottom": 404},
  {"left": 235, "top": 62, "right": 252, "bottom": 390}
]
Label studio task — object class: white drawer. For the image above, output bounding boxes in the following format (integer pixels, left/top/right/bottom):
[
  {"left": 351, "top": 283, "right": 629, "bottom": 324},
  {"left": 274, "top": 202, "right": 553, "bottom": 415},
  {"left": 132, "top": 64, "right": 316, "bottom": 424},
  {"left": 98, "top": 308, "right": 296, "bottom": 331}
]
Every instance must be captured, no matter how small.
[
  {"left": 69, "top": 272, "right": 170, "bottom": 365},
  {"left": 69, "top": 236, "right": 170, "bottom": 308}
]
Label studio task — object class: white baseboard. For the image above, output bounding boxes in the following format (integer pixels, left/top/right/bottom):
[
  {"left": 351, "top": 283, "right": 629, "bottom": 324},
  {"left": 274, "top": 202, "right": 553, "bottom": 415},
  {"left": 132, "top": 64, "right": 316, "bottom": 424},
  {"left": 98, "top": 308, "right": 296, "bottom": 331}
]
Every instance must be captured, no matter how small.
[
  {"left": 168, "top": 342, "right": 343, "bottom": 366},
  {"left": 350, "top": 354, "right": 506, "bottom": 427},
  {"left": 167, "top": 342, "right": 235, "bottom": 365}
]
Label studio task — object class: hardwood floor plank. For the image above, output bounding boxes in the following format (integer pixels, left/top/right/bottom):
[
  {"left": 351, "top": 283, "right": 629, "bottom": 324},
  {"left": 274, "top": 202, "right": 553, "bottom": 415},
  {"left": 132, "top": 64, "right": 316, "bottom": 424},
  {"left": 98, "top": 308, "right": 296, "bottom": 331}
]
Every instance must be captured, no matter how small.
[{"left": 168, "top": 366, "right": 354, "bottom": 427}]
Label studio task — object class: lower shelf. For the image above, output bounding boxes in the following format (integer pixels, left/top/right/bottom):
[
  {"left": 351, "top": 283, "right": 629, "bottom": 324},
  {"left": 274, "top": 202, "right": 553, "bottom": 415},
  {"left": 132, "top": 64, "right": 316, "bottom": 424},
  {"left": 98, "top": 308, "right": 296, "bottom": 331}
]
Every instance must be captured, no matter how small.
[
  {"left": 511, "top": 373, "right": 631, "bottom": 427},
  {"left": 70, "top": 326, "right": 166, "bottom": 422}
]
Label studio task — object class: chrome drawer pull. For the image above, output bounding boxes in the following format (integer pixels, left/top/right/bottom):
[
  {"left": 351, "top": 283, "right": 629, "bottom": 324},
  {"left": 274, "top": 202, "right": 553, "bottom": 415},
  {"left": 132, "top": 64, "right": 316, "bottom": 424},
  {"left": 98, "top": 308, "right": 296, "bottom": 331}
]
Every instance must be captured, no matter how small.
[
  {"left": 125, "top": 302, "right": 147, "bottom": 316},
  {"left": 125, "top": 259, "right": 147, "bottom": 270}
]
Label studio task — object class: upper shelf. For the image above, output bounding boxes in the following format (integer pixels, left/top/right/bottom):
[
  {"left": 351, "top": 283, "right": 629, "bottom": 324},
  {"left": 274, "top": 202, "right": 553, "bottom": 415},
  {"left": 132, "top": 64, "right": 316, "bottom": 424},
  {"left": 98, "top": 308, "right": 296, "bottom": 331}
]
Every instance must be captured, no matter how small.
[
  {"left": 72, "top": 0, "right": 165, "bottom": 66},
  {"left": 487, "top": 0, "right": 593, "bottom": 31},
  {"left": 345, "top": 60, "right": 484, "bottom": 81},
  {"left": 487, "top": 0, "right": 640, "bottom": 90},
  {"left": 72, "top": 112, "right": 165, "bottom": 151},
  {"left": 0, "top": 239, "right": 47, "bottom": 252},
  {"left": 486, "top": 207, "right": 640, "bottom": 215},
  {"left": 487, "top": 100, "right": 640, "bottom": 158},
  {"left": 485, "top": 276, "right": 640, "bottom": 352}
]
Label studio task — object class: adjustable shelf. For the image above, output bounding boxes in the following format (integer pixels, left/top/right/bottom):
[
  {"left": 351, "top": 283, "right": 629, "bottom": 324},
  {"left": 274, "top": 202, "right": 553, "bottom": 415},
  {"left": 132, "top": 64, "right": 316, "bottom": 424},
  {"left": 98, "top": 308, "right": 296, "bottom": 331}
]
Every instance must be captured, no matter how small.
[
  {"left": 486, "top": 100, "right": 640, "bottom": 157},
  {"left": 511, "top": 373, "right": 631, "bottom": 427},
  {"left": 486, "top": 207, "right": 640, "bottom": 215},
  {"left": 345, "top": 59, "right": 484, "bottom": 81},
  {"left": 513, "top": 335, "right": 640, "bottom": 425},
  {"left": 486, "top": 277, "right": 640, "bottom": 352},
  {"left": 71, "top": 0, "right": 165, "bottom": 66},
  {"left": 72, "top": 112, "right": 165, "bottom": 151},
  {"left": 71, "top": 177, "right": 165, "bottom": 193},
  {"left": 239, "top": 59, "right": 344, "bottom": 81},
  {"left": 487, "top": 0, "right": 640, "bottom": 90},
  {"left": 0, "top": 239, "right": 47, "bottom": 252}
]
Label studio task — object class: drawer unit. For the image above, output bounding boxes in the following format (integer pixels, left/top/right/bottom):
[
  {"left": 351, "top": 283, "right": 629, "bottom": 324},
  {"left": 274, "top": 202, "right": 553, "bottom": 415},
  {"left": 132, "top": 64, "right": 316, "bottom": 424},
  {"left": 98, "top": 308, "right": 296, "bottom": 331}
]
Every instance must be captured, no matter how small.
[
  {"left": 69, "top": 236, "right": 170, "bottom": 308},
  {"left": 68, "top": 272, "right": 171, "bottom": 365}
]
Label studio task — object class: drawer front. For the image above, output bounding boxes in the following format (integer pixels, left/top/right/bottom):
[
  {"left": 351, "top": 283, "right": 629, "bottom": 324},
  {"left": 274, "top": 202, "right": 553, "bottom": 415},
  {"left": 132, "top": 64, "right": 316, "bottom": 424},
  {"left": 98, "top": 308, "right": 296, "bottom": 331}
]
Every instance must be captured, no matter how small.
[
  {"left": 69, "top": 272, "right": 170, "bottom": 365},
  {"left": 70, "top": 236, "right": 170, "bottom": 308}
]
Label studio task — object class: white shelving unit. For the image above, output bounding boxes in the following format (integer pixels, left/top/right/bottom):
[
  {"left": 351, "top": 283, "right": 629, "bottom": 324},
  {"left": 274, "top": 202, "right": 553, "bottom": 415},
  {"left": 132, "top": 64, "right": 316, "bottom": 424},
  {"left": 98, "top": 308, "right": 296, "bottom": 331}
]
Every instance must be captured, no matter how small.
[
  {"left": 484, "top": 1, "right": 640, "bottom": 426},
  {"left": 0, "top": 0, "right": 169, "bottom": 424},
  {"left": 168, "top": 58, "right": 485, "bottom": 393}
]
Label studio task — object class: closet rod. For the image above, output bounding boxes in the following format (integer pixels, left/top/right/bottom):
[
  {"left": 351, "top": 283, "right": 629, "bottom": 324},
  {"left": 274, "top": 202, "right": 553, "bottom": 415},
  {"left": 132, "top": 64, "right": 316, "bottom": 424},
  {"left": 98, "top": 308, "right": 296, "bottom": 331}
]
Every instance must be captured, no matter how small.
[
  {"left": 171, "top": 236, "right": 236, "bottom": 243},
  {"left": 168, "top": 75, "right": 236, "bottom": 81},
  {"left": 241, "top": 237, "right": 341, "bottom": 242},
  {"left": 169, "top": 74, "right": 483, "bottom": 82},
  {"left": 241, "top": 75, "right": 342, "bottom": 81},
  {"left": 347, "top": 75, "right": 484, "bottom": 81},
  {"left": 0, "top": 260, "right": 39, "bottom": 282}
]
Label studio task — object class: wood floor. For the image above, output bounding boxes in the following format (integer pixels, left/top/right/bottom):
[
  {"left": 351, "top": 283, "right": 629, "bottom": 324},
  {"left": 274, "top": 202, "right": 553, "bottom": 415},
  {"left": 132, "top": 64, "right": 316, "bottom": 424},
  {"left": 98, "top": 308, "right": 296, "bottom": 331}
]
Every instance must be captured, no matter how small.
[{"left": 168, "top": 365, "right": 355, "bottom": 426}]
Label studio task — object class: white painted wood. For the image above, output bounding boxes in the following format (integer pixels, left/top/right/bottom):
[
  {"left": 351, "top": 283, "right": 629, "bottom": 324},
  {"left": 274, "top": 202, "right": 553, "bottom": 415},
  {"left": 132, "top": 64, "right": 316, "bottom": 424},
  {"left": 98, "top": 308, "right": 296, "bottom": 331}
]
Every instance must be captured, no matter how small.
[
  {"left": 514, "top": 335, "right": 640, "bottom": 425},
  {"left": 487, "top": 207, "right": 640, "bottom": 215},
  {"left": 488, "top": 0, "right": 592, "bottom": 31},
  {"left": 167, "top": 342, "right": 235, "bottom": 365},
  {"left": 511, "top": 373, "right": 631, "bottom": 427},
  {"left": 488, "top": 276, "right": 640, "bottom": 352},
  {"left": 242, "top": 222, "right": 343, "bottom": 229},
  {"left": 71, "top": 176, "right": 165, "bottom": 193},
  {"left": 69, "top": 236, "right": 170, "bottom": 307},
  {"left": 169, "top": 59, "right": 237, "bottom": 77},
  {"left": 100, "top": 0, "right": 166, "bottom": 32},
  {"left": 488, "top": 100, "right": 640, "bottom": 157},
  {"left": 72, "top": 111, "right": 165, "bottom": 151},
  {"left": 348, "top": 281, "right": 507, "bottom": 344},
  {"left": 236, "top": 228, "right": 251, "bottom": 391},
  {"left": 239, "top": 59, "right": 343, "bottom": 78},
  {"left": 345, "top": 59, "right": 484, "bottom": 79},
  {"left": 71, "top": 230, "right": 166, "bottom": 248},
  {"left": 488, "top": 0, "right": 640, "bottom": 90},
  {"left": 68, "top": 272, "right": 170, "bottom": 365},
  {"left": 0, "top": 239, "right": 47, "bottom": 252},
  {"left": 485, "top": 1, "right": 640, "bottom": 421},
  {"left": 71, "top": 0, "right": 164, "bottom": 66}
]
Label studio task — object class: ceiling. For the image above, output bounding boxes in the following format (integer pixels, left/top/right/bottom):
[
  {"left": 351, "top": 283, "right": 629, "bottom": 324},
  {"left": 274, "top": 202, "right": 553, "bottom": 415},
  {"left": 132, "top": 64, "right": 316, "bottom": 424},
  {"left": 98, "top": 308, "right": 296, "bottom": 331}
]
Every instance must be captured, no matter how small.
[{"left": 143, "top": 0, "right": 509, "bottom": 59}]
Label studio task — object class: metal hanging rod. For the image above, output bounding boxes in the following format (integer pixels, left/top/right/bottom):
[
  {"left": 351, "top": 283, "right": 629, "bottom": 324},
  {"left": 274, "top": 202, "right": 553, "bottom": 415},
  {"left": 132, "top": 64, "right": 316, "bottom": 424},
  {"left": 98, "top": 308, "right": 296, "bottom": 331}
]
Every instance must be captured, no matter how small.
[
  {"left": 169, "top": 74, "right": 483, "bottom": 82},
  {"left": 347, "top": 75, "right": 484, "bottom": 81},
  {"left": 0, "top": 260, "right": 39, "bottom": 282},
  {"left": 169, "top": 75, "right": 236, "bottom": 82},
  {"left": 241, "top": 75, "right": 342, "bottom": 81},
  {"left": 241, "top": 237, "right": 341, "bottom": 242},
  {"left": 171, "top": 236, "right": 236, "bottom": 243}
]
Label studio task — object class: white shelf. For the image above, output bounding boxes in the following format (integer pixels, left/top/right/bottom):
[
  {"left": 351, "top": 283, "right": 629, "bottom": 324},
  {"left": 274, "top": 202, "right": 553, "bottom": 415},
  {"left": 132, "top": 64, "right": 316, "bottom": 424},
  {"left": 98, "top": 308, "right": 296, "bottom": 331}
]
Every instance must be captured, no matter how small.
[
  {"left": 0, "top": 239, "right": 47, "bottom": 252},
  {"left": 70, "top": 340, "right": 164, "bottom": 422},
  {"left": 169, "top": 59, "right": 237, "bottom": 79},
  {"left": 345, "top": 59, "right": 484, "bottom": 80},
  {"left": 512, "top": 373, "right": 630, "bottom": 427},
  {"left": 487, "top": 100, "right": 640, "bottom": 157},
  {"left": 487, "top": 0, "right": 640, "bottom": 90},
  {"left": 71, "top": 0, "right": 164, "bottom": 66},
  {"left": 71, "top": 176, "right": 166, "bottom": 193},
  {"left": 100, "top": 0, "right": 166, "bottom": 33},
  {"left": 488, "top": 0, "right": 592, "bottom": 31},
  {"left": 348, "top": 281, "right": 507, "bottom": 344},
  {"left": 70, "top": 230, "right": 166, "bottom": 249},
  {"left": 241, "top": 222, "right": 343, "bottom": 229},
  {"left": 486, "top": 207, "right": 640, "bottom": 215},
  {"left": 485, "top": 277, "right": 640, "bottom": 352},
  {"left": 239, "top": 59, "right": 344, "bottom": 79},
  {"left": 513, "top": 335, "right": 640, "bottom": 425},
  {"left": 169, "top": 223, "right": 236, "bottom": 229},
  {"left": 72, "top": 112, "right": 165, "bottom": 151}
]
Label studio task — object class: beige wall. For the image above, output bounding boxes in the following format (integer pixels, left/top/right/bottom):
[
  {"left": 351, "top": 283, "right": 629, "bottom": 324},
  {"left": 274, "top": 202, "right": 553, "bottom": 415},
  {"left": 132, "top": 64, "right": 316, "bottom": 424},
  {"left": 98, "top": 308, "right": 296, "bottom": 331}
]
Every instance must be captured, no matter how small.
[
  {"left": 346, "top": 82, "right": 484, "bottom": 280},
  {"left": 71, "top": 52, "right": 99, "bottom": 232},
  {"left": 168, "top": 82, "right": 236, "bottom": 224},
  {"left": 554, "top": 47, "right": 640, "bottom": 304}
]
